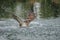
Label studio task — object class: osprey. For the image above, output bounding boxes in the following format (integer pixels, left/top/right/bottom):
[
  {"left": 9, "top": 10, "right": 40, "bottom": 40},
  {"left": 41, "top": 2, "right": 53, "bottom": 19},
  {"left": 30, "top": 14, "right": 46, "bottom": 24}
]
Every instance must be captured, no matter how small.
[{"left": 12, "top": 12, "right": 36, "bottom": 27}]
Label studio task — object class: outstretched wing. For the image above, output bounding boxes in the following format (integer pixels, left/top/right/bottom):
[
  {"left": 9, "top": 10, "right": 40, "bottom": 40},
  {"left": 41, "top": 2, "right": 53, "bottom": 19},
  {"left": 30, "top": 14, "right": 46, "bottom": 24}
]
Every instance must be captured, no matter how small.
[{"left": 12, "top": 14, "right": 26, "bottom": 26}]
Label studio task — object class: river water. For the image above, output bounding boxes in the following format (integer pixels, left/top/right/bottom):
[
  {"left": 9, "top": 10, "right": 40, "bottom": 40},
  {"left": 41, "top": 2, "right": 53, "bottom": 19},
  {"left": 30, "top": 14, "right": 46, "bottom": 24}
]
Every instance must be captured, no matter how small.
[{"left": 0, "top": 18, "right": 60, "bottom": 40}]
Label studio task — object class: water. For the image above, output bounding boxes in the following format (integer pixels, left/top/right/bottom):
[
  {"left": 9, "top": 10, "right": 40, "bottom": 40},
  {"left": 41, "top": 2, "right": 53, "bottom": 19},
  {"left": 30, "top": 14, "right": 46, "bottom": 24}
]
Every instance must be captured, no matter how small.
[
  {"left": 34, "top": 2, "right": 41, "bottom": 19},
  {"left": 0, "top": 18, "right": 60, "bottom": 40}
]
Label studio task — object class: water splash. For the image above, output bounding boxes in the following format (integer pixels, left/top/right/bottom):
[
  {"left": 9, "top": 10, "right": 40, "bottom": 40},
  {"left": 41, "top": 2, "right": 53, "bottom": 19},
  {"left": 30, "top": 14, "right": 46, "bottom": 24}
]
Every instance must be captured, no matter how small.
[{"left": 34, "top": 2, "right": 41, "bottom": 19}]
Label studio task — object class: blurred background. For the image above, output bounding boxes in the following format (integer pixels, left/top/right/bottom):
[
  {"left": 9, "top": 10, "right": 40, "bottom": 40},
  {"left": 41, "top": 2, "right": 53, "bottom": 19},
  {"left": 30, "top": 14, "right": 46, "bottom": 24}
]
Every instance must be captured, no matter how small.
[{"left": 0, "top": 0, "right": 60, "bottom": 19}]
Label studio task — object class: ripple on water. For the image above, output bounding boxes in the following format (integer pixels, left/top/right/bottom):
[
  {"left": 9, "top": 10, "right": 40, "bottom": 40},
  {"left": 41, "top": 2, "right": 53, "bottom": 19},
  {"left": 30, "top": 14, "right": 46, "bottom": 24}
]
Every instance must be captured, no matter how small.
[{"left": 0, "top": 19, "right": 60, "bottom": 40}]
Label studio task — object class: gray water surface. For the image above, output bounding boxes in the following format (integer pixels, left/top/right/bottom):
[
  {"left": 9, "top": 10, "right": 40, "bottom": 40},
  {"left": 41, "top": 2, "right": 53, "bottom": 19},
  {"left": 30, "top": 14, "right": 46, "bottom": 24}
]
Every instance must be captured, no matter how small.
[{"left": 0, "top": 18, "right": 60, "bottom": 40}]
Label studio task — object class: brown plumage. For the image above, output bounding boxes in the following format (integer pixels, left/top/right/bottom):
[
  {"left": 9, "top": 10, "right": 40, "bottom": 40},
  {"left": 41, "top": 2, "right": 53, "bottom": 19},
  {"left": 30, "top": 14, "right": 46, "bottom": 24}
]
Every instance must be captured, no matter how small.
[{"left": 12, "top": 12, "right": 36, "bottom": 27}]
